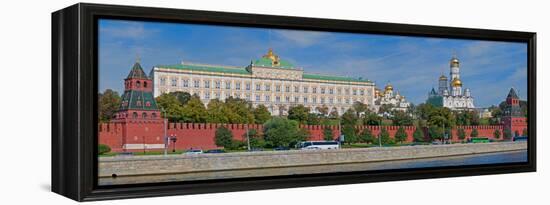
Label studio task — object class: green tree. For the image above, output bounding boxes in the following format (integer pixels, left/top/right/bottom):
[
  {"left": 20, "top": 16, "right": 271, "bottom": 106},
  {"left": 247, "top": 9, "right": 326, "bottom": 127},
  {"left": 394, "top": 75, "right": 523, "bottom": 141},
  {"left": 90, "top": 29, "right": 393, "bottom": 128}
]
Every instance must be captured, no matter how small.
[
  {"left": 169, "top": 91, "right": 191, "bottom": 105},
  {"left": 359, "top": 128, "right": 375, "bottom": 144},
  {"left": 181, "top": 95, "right": 207, "bottom": 123},
  {"left": 429, "top": 126, "right": 444, "bottom": 141},
  {"left": 341, "top": 124, "right": 357, "bottom": 144},
  {"left": 288, "top": 105, "right": 310, "bottom": 124},
  {"left": 379, "top": 127, "right": 392, "bottom": 145},
  {"left": 253, "top": 104, "right": 271, "bottom": 124},
  {"left": 156, "top": 93, "right": 183, "bottom": 121},
  {"left": 457, "top": 128, "right": 466, "bottom": 140},
  {"left": 323, "top": 127, "right": 334, "bottom": 141},
  {"left": 341, "top": 108, "right": 359, "bottom": 126},
  {"left": 263, "top": 117, "right": 304, "bottom": 147},
  {"left": 470, "top": 128, "right": 479, "bottom": 138},
  {"left": 215, "top": 126, "right": 234, "bottom": 148},
  {"left": 243, "top": 129, "right": 264, "bottom": 148},
  {"left": 98, "top": 89, "right": 121, "bottom": 122},
  {"left": 352, "top": 101, "right": 368, "bottom": 117},
  {"left": 206, "top": 99, "right": 229, "bottom": 123},
  {"left": 316, "top": 105, "right": 330, "bottom": 117},
  {"left": 413, "top": 127, "right": 425, "bottom": 142},
  {"left": 503, "top": 128, "right": 513, "bottom": 140},
  {"left": 390, "top": 110, "right": 414, "bottom": 126},
  {"left": 493, "top": 129, "right": 501, "bottom": 139},
  {"left": 224, "top": 97, "right": 255, "bottom": 124},
  {"left": 363, "top": 112, "right": 382, "bottom": 125},
  {"left": 98, "top": 144, "right": 111, "bottom": 155},
  {"left": 394, "top": 127, "right": 408, "bottom": 143}
]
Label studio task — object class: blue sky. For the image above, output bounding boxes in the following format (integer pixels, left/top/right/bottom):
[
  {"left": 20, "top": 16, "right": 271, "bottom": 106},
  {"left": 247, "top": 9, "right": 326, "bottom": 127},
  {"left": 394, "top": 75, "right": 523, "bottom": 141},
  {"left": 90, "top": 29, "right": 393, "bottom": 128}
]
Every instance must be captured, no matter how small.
[{"left": 99, "top": 19, "right": 527, "bottom": 108}]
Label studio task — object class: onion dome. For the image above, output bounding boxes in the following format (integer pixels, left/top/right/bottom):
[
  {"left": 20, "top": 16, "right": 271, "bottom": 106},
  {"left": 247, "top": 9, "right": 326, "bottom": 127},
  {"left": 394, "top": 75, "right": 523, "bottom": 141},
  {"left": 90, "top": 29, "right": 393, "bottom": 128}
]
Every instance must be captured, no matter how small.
[
  {"left": 375, "top": 88, "right": 381, "bottom": 96},
  {"left": 439, "top": 75, "right": 448, "bottom": 80},
  {"left": 384, "top": 83, "right": 393, "bottom": 91},
  {"left": 450, "top": 56, "right": 460, "bottom": 67},
  {"left": 451, "top": 78, "right": 462, "bottom": 87}
]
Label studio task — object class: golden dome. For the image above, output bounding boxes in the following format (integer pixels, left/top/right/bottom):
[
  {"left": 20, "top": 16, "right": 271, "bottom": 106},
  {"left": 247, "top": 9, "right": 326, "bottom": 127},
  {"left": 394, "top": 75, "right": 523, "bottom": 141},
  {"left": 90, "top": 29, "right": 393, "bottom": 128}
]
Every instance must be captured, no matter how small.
[
  {"left": 439, "top": 75, "right": 448, "bottom": 80},
  {"left": 451, "top": 78, "right": 462, "bottom": 87},
  {"left": 384, "top": 83, "right": 393, "bottom": 91}
]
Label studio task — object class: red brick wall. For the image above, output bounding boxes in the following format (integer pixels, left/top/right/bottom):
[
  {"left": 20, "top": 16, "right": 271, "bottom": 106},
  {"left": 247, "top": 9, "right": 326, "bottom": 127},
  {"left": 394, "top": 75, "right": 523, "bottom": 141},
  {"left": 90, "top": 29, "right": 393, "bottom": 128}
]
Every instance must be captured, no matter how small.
[{"left": 98, "top": 122, "right": 524, "bottom": 152}]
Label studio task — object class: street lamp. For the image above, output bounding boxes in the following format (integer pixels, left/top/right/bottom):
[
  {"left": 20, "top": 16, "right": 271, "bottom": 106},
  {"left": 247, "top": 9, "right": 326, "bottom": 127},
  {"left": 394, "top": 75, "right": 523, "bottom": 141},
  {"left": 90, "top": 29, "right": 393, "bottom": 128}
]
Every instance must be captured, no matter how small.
[{"left": 170, "top": 134, "right": 177, "bottom": 153}]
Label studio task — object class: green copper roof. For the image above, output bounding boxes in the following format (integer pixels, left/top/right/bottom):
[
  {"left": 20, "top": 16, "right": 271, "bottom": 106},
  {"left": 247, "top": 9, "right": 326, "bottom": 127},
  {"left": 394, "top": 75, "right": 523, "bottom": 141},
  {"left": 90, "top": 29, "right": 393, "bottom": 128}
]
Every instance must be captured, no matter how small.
[
  {"left": 156, "top": 63, "right": 251, "bottom": 75},
  {"left": 119, "top": 90, "right": 159, "bottom": 111},
  {"left": 127, "top": 62, "right": 149, "bottom": 79},
  {"left": 253, "top": 57, "right": 294, "bottom": 69},
  {"left": 302, "top": 73, "right": 370, "bottom": 83}
]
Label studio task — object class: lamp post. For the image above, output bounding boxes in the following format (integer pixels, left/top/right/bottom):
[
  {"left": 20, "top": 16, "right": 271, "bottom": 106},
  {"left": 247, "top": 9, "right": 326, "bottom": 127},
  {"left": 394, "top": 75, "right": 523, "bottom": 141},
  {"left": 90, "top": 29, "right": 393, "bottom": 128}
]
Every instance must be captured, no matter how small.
[
  {"left": 162, "top": 107, "right": 168, "bottom": 156},
  {"left": 246, "top": 124, "right": 250, "bottom": 151},
  {"left": 378, "top": 119, "right": 382, "bottom": 147},
  {"left": 170, "top": 134, "right": 177, "bottom": 153}
]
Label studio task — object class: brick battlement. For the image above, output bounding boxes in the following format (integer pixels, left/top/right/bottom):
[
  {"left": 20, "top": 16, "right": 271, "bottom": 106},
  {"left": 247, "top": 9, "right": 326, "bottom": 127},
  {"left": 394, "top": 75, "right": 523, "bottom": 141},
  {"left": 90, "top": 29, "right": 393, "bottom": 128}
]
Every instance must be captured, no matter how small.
[{"left": 99, "top": 121, "right": 520, "bottom": 152}]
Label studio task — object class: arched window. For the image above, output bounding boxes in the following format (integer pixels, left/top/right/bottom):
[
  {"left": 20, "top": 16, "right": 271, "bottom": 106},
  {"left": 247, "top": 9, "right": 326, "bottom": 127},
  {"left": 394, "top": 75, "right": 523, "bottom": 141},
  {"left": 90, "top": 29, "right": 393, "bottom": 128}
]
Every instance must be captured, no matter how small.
[
  {"left": 143, "top": 81, "right": 147, "bottom": 88},
  {"left": 142, "top": 112, "right": 147, "bottom": 119},
  {"left": 136, "top": 81, "right": 141, "bottom": 88},
  {"left": 151, "top": 113, "right": 157, "bottom": 118},
  {"left": 132, "top": 112, "right": 138, "bottom": 119}
]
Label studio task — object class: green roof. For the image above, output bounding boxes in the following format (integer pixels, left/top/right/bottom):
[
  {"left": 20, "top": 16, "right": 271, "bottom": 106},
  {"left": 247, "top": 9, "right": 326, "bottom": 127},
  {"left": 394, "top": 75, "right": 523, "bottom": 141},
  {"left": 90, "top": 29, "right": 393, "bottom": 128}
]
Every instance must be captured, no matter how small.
[
  {"left": 119, "top": 90, "right": 159, "bottom": 111},
  {"left": 127, "top": 62, "right": 149, "bottom": 79},
  {"left": 253, "top": 57, "right": 294, "bottom": 69},
  {"left": 156, "top": 63, "right": 251, "bottom": 75},
  {"left": 302, "top": 73, "right": 370, "bottom": 83}
]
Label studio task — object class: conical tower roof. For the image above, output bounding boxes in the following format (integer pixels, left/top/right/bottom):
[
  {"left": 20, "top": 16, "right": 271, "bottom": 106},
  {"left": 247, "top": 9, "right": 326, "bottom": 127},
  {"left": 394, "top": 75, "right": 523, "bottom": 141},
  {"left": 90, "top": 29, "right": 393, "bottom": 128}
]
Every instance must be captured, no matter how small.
[
  {"left": 126, "top": 62, "right": 149, "bottom": 79},
  {"left": 507, "top": 88, "right": 519, "bottom": 99}
]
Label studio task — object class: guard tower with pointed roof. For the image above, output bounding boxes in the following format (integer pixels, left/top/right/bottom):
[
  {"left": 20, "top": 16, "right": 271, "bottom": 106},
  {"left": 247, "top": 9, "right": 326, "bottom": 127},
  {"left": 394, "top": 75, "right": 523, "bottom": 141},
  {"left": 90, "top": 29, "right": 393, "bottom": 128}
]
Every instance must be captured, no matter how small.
[
  {"left": 112, "top": 61, "right": 165, "bottom": 151},
  {"left": 502, "top": 88, "right": 527, "bottom": 138}
]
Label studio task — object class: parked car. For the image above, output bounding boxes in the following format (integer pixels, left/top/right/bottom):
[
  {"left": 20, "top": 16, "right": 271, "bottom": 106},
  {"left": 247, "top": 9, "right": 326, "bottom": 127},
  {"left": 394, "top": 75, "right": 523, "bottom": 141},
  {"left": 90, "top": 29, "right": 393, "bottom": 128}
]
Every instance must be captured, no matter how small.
[
  {"left": 184, "top": 149, "right": 203, "bottom": 155},
  {"left": 274, "top": 146, "right": 290, "bottom": 151},
  {"left": 116, "top": 152, "right": 134, "bottom": 156},
  {"left": 249, "top": 148, "right": 263, "bottom": 152},
  {"left": 204, "top": 149, "right": 226, "bottom": 153}
]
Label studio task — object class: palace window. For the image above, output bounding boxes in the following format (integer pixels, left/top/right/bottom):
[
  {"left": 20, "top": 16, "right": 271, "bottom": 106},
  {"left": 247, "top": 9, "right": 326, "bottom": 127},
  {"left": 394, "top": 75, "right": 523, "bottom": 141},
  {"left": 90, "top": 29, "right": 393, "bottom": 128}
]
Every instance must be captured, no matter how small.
[
  {"left": 182, "top": 79, "right": 189, "bottom": 87},
  {"left": 294, "top": 97, "right": 299, "bottom": 103},
  {"left": 142, "top": 112, "right": 148, "bottom": 119},
  {"left": 160, "top": 77, "right": 166, "bottom": 86},
  {"left": 194, "top": 80, "right": 200, "bottom": 88},
  {"left": 276, "top": 96, "right": 281, "bottom": 102},
  {"left": 303, "top": 97, "right": 308, "bottom": 103},
  {"left": 215, "top": 81, "right": 221, "bottom": 89},
  {"left": 360, "top": 90, "right": 365, "bottom": 95},
  {"left": 256, "top": 95, "right": 260, "bottom": 102},
  {"left": 313, "top": 97, "right": 317, "bottom": 103},
  {"left": 215, "top": 92, "right": 220, "bottom": 99},
  {"left": 345, "top": 98, "right": 350, "bottom": 104},
  {"left": 171, "top": 78, "right": 177, "bottom": 87},
  {"left": 313, "top": 87, "right": 317, "bottom": 93},
  {"left": 294, "top": 86, "right": 299, "bottom": 93},
  {"left": 236, "top": 82, "right": 241, "bottom": 90},
  {"left": 246, "top": 94, "right": 251, "bottom": 101},
  {"left": 136, "top": 81, "right": 141, "bottom": 88},
  {"left": 204, "top": 80, "right": 210, "bottom": 88},
  {"left": 256, "top": 83, "right": 261, "bottom": 91},
  {"left": 303, "top": 87, "right": 308, "bottom": 93},
  {"left": 204, "top": 92, "right": 210, "bottom": 99},
  {"left": 285, "top": 86, "right": 290, "bottom": 92},
  {"left": 285, "top": 96, "right": 290, "bottom": 102},
  {"left": 320, "top": 97, "right": 325, "bottom": 104},
  {"left": 337, "top": 88, "right": 342, "bottom": 95},
  {"left": 353, "top": 89, "right": 357, "bottom": 95},
  {"left": 276, "top": 85, "right": 281, "bottom": 92},
  {"left": 265, "top": 95, "right": 271, "bottom": 102},
  {"left": 265, "top": 84, "right": 271, "bottom": 91},
  {"left": 133, "top": 112, "right": 138, "bottom": 119},
  {"left": 246, "top": 83, "right": 251, "bottom": 90},
  {"left": 143, "top": 81, "right": 147, "bottom": 88},
  {"left": 225, "top": 81, "right": 231, "bottom": 89},
  {"left": 329, "top": 98, "right": 334, "bottom": 104},
  {"left": 329, "top": 88, "right": 334, "bottom": 94},
  {"left": 345, "top": 89, "right": 349, "bottom": 95},
  {"left": 321, "top": 88, "right": 326, "bottom": 94}
]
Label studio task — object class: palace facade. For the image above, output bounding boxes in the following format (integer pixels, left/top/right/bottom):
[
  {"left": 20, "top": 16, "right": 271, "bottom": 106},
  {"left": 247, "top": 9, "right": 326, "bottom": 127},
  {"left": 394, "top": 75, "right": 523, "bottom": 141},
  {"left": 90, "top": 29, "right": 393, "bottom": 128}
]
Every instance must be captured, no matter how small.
[
  {"left": 427, "top": 55, "right": 475, "bottom": 110},
  {"left": 151, "top": 49, "right": 376, "bottom": 115}
]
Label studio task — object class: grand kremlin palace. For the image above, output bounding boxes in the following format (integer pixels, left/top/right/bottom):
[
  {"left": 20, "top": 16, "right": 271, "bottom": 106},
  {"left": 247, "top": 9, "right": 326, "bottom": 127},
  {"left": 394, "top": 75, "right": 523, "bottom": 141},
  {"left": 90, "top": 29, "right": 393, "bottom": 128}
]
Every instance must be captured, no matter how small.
[{"left": 151, "top": 49, "right": 376, "bottom": 116}]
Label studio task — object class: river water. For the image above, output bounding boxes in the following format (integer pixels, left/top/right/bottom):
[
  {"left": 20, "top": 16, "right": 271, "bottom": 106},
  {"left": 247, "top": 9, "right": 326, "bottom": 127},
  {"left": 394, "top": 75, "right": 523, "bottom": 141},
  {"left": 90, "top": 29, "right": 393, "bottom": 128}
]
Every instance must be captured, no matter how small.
[{"left": 370, "top": 150, "right": 528, "bottom": 170}]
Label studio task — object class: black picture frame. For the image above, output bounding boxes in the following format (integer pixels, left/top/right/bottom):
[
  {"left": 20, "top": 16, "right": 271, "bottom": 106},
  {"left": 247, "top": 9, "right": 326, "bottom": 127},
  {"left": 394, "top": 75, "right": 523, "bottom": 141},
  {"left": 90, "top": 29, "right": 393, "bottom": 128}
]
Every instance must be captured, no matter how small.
[{"left": 52, "top": 3, "right": 536, "bottom": 201}]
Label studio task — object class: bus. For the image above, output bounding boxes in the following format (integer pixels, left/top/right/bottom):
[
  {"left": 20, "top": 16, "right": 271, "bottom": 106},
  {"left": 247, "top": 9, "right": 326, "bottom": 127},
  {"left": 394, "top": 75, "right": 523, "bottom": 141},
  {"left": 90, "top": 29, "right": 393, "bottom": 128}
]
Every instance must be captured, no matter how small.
[
  {"left": 297, "top": 141, "right": 339, "bottom": 150},
  {"left": 470, "top": 137, "right": 490, "bottom": 143}
]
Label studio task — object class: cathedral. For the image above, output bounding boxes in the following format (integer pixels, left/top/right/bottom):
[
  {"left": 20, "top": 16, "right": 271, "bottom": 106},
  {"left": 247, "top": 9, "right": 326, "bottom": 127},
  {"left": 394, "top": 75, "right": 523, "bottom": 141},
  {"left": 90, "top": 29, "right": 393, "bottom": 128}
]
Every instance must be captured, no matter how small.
[
  {"left": 374, "top": 83, "right": 411, "bottom": 112},
  {"left": 427, "top": 55, "right": 475, "bottom": 110}
]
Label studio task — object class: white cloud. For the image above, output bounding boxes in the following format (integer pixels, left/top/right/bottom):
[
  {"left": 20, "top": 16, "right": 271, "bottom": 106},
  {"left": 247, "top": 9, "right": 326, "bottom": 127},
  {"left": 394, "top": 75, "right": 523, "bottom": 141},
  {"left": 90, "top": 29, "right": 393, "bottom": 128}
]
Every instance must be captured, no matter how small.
[
  {"left": 274, "top": 30, "right": 330, "bottom": 47},
  {"left": 100, "top": 22, "right": 159, "bottom": 40}
]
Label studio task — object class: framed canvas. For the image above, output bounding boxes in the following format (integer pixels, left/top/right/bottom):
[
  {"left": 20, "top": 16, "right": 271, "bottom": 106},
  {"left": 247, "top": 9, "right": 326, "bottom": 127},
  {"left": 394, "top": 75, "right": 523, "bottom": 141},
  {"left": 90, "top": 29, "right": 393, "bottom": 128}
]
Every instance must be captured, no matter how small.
[{"left": 52, "top": 3, "right": 536, "bottom": 201}]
